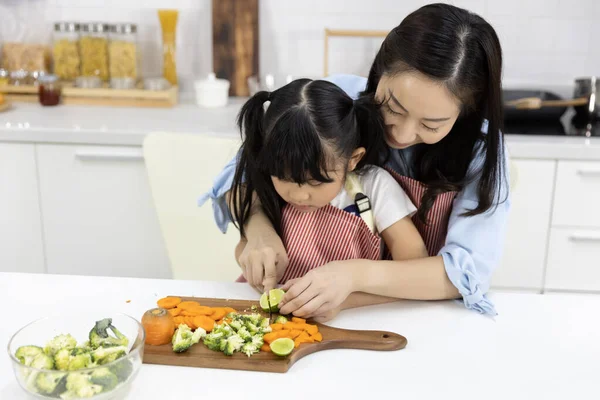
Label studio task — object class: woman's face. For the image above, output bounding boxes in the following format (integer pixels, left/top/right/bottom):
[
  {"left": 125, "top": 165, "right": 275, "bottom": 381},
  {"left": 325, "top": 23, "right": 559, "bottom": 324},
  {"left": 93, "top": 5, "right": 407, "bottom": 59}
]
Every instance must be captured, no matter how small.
[{"left": 375, "top": 72, "right": 462, "bottom": 149}]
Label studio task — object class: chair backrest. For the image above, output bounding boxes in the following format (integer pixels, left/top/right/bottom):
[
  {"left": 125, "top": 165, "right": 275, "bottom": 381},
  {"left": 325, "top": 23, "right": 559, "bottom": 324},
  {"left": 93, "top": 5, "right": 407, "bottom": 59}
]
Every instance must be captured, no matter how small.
[{"left": 143, "top": 132, "right": 242, "bottom": 281}]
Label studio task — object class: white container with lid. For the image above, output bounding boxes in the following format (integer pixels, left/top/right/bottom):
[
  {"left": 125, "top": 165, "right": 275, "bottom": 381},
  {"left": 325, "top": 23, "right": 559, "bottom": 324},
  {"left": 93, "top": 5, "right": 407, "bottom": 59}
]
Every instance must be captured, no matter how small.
[{"left": 194, "top": 73, "right": 230, "bottom": 108}]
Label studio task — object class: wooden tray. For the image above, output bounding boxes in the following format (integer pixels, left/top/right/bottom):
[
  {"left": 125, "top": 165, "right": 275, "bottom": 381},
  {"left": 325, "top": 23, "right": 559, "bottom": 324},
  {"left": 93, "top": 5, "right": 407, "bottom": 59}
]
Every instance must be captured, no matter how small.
[
  {"left": 142, "top": 296, "right": 407, "bottom": 373},
  {"left": 0, "top": 84, "right": 178, "bottom": 108}
]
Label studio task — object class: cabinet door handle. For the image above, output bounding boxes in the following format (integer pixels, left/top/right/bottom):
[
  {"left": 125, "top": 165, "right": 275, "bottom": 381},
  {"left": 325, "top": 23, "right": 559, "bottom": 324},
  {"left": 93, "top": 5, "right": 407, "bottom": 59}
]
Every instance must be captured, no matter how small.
[
  {"left": 569, "top": 233, "right": 600, "bottom": 242},
  {"left": 75, "top": 149, "right": 144, "bottom": 162},
  {"left": 576, "top": 169, "right": 600, "bottom": 177}
]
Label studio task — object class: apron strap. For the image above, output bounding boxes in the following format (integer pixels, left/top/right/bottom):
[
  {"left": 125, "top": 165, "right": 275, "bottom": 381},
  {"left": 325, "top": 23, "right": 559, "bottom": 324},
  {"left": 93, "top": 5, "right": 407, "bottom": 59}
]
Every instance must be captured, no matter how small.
[{"left": 344, "top": 172, "right": 376, "bottom": 234}]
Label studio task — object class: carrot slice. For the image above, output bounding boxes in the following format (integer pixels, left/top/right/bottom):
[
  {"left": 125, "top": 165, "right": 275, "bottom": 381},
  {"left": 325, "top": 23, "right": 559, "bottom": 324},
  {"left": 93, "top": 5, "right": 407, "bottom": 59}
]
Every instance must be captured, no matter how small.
[
  {"left": 312, "top": 332, "right": 323, "bottom": 342},
  {"left": 297, "top": 332, "right": 310, "bottom": 341},
  {"left": 287, "top": 330, "right": 303, "bottom": 339},
  {"left": 209, "top": 308, "right": 229, "bottom": 321},
  {"left": 193, "top": 315, "right": 215, "bottom": 332},
  {"left": 177, "top": 301, "right": 201, "bottom": 310},
  {"left": 291, "top": 317, "right": 306, "bottom": 324},
  {"left": 270, "top": 323, "right": 284, "bottom": 331},
  {"left": 222, "top": 307, "right": 237, "bottom": 314},
  {"left": 167, "top": 308, "right": 181, "bottom": 317},
  {"left": 261, "top": 344, "right": 272, "bottom": 352},
  {"left": 305, "top": 324, "right": 318, "bottom": 336},
  {"left": 293, "top": 339, "right": 301, "bottom": 348},
  {"left": 156, "top": 296, "right": 181, "bottom": 309},
  {"left": 263, "top": 332, "right": 279, "bottom": 344}
]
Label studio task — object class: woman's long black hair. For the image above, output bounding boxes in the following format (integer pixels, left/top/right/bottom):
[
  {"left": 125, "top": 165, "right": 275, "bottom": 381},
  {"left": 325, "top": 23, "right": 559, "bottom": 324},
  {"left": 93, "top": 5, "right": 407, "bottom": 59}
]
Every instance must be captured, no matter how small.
[
  {"left": 231, "top": 79, "right": 387, "bottom": 238},
  {"left": 363, "top": 3, "right": 506, "bottom": 222}
]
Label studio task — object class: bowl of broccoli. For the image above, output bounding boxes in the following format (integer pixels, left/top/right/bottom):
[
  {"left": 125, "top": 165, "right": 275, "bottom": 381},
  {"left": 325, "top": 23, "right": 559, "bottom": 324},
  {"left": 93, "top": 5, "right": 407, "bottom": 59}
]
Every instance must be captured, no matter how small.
[{"left": 7, "top": 313, "right": 145, "bottom": 399}]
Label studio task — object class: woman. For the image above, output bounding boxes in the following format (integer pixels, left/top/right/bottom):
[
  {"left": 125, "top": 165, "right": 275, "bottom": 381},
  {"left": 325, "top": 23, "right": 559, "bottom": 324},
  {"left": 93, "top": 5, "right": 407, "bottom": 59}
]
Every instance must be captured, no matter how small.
[{"left": 199, "top": 3, "right": 510, "bottom": 320}]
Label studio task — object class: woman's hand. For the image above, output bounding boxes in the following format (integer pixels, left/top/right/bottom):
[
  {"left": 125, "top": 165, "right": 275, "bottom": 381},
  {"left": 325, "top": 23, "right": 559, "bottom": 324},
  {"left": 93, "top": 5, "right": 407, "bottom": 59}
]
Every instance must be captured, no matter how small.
[
  {"left": 278, "top": 261, "right": 358, "bottom": 318},
  {"left": 238, "top": 232, "right": 289, "bottom": 293}
]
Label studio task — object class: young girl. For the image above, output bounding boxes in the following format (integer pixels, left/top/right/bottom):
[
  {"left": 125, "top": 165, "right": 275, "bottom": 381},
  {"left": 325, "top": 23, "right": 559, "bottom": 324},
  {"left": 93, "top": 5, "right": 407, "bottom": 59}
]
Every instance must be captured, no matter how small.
[{"left": 230, "top": 78, "right": 428, "bottom": 292}]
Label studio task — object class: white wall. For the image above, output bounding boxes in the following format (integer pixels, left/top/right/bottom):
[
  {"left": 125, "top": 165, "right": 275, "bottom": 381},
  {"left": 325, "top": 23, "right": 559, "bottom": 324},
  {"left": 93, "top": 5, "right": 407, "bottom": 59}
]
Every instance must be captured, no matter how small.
[{"left": 0, "top": 0, "right": 598, "bottom": 93}]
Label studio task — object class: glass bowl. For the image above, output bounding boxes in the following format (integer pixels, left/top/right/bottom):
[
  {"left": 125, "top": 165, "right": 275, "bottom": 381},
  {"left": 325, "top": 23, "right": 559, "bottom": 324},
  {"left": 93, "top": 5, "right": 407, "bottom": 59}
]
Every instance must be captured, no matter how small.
[{"left": 7, "top": 313, "right": 145, "bottom": 400}]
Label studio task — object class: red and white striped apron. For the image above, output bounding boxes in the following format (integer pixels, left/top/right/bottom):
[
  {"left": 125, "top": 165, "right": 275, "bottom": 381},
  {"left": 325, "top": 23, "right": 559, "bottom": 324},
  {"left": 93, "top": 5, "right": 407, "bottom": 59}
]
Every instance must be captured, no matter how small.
[
  {"left": 235, "top": 170, "right": 457, "bottom": 284},
  {"left": 385, "top": 167, "right": 457, "bottom": 256}
]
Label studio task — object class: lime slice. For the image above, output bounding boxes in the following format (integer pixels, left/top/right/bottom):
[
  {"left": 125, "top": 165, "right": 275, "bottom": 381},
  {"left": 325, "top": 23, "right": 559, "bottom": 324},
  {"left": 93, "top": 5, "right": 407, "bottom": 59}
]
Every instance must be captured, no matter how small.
[
  {"left": 270, "top": 338, "right": 294, "bottom": 356},
  {"left": 267, "top": 288, "right": 285, "bottom": 312},
  {"left": 259, "top": 292, "right": 271, "bottom": 312}
]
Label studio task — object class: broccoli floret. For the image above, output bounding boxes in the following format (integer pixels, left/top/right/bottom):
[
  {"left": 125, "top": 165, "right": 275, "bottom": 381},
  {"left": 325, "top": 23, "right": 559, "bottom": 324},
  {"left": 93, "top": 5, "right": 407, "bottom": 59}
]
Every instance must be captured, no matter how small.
[
  {"left": 203, "top": 332, "right": 224, "bottom": 351},
  {"left": 274, "top": 315, "right": 288, "bottom": 324},
  {"left": 213, "top": 324, "right": 233, "bottom": 336},
  {"left": 31, "top": 353, "right": 54, "bottom": 370},
  {"left": 260, "top": 318, "right": 270, "bottom": 329},
  {"left": 89, "top": 318, "right": 129, "bottom": 349},
  {"left": 245, "top": 313, "right": 263, "bottom": 325},
  {"left": 260, "top": 325, "right": 272, "bottom": 334},
  {"left": 90, "top": 367, "right": 118, "bottom": 391},
  {"left": 54, "top": 348, "right": 93, "bottom": 371},
  {"left": 35, "top": 371, "right": 66, "bottom": 395},
  {"left": 228, "top": 320, "right": 242, "bottom": 331},
  {"left": 90, "top": 345, "right": 127, "bottom": 365},
  {"left": 251, "top": 335, "right": 264, "bottom": 348},
  {"left": 44, "top": 334, "right": 77, "bottom": 357},
  {"left": 61, "top": 373, "right": 102, "bottom": 399},
  {"left": 15, "top": 345, "right": 44, "bottom": 366},
  {"left": 219, "top": 338, "right": 228, "bottom": 352},
  {"left": 109, "top": 359, "right": 133, "bottom": 383},
  {"left": 171, "top": 324, "right": 205, "bottom": 353},
  {"left": 237, "top": 327, "right": 252, "bottom": 342},
  {"left": 241, "top": 342, "right": 260, "bottom": 357},
  {"left": 244, "top": 321, "right": 259, "bottom": 334},
  {"left": 223, "top": 335, "right": 244, "bottom": 356}
]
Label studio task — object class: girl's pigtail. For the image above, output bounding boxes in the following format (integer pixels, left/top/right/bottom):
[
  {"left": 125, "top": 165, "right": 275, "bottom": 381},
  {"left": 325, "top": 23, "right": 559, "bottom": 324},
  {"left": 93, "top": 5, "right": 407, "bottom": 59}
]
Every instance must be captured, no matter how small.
[{"left": 352, "top": 94, "right": 389, "bottom": 169}]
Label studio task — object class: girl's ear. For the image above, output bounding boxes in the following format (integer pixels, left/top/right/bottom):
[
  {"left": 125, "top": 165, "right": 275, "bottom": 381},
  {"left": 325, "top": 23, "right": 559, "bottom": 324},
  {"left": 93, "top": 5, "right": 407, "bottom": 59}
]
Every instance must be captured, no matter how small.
[{"left": 347, "top": 147, "right": 366, "bottom": 172}]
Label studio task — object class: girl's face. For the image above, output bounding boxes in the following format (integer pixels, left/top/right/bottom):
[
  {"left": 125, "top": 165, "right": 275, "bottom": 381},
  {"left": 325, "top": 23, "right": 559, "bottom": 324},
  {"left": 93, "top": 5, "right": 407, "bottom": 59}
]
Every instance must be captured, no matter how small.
[
  {"left": 272, "top": 148, "right": 365, "bottom": 213},
  {"left": 375, "top": 71, "right": 462, "bottom": 149}
]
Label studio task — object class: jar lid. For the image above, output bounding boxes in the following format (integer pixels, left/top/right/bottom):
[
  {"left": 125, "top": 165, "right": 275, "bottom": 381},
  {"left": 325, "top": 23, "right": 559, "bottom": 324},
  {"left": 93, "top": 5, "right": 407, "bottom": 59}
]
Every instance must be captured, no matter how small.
[
  {"left": 10, "top": 70, "right": 29, "bottom": 79},
  {"left": 195, "top": 73, "right": 230, "bottom": 89},
  {"left": 0, "top": 69, "right": 8, "bottom": 78},
  {"left": 110, "top": 23, "right": 137, "bottom": 34},
  {"left": 81, "top": 22, "right": 109, "bottom": 33},
  {"left": 54, "top": 22, "right": 80, "bottom": 32},
  {"left": 39, "top": 74, "right": 59, "bottom": 83}
]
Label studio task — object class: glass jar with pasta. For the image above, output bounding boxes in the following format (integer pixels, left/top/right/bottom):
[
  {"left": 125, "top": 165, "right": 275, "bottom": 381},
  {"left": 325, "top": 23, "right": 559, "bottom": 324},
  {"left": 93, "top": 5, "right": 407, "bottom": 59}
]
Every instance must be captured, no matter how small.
[
  {"left": 108, "top": 23, "right": 138, "bottom": 80},
  {"left": 52, "top": 22, "right": 80, "bottom": 81},
  {"left": 80, "top": 22, "right": 109, "bottom": 81}
]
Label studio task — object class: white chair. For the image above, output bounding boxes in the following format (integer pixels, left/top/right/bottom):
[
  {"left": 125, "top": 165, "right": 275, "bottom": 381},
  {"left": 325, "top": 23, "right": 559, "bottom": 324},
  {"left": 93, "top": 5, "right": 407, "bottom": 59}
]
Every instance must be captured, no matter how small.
[{"left": 143, "top": 132, "right": 242, "bottom": 281}]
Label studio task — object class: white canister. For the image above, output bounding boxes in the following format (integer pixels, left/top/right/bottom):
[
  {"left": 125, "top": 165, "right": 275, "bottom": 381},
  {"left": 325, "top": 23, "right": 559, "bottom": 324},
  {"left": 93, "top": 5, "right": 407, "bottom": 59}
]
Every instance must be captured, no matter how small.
[{"left": 194, "top": 73, "right": 230, "bottom": 108}]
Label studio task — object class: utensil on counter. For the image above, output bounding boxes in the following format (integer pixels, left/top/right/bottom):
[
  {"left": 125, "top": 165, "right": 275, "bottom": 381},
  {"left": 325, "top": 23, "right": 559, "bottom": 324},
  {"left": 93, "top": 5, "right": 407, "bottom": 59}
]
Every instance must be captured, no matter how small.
[
  {"left": 503, "top": 89, "right": 568, "bottom": 122},
  {"left": 505, "top": 96, "right": 588, "bottom": 109},
  {"left": 143, "top": 296, "right": 407, "bottom": 373},
  {"left": 194, "top": 73, "right": 230, "bottom": 108}
]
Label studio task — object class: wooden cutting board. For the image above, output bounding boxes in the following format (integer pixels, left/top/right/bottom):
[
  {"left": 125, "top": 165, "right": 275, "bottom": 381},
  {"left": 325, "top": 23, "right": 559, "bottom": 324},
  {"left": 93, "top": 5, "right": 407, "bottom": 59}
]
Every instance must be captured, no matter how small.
[{"left": 142, "top": 296, "right": 407, "bottom": 373}]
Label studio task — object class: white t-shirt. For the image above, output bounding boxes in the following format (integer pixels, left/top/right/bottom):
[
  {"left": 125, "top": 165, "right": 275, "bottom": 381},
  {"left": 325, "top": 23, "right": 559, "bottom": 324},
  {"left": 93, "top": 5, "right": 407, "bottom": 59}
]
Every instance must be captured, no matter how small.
[{"left": 329, "top": 166, "right": 417, "bottom": 234}]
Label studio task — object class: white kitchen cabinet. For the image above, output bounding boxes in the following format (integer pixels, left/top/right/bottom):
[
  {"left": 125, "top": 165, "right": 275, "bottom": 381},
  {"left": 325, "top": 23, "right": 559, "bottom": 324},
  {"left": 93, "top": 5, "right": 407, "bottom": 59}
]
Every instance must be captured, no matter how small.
[
  {"left": 0, "top": 143, "right": 45, "bottom": 273},
  {"left": 553, "top": 161, "right": 600, "bottom": 228},
  {"left": 545, "top": 227, "right": 600, "bottom": 292},
  {"left": 492, "top": 159, "right": 556, "bottom": 291},
  {"left": 36, "top": 144, "right": 171, "bottom": 278}
]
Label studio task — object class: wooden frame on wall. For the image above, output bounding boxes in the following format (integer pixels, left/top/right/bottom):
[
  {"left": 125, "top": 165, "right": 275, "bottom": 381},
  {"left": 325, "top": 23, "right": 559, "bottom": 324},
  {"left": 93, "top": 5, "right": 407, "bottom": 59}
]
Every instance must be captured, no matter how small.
[{"left": 323, "top": 28, "right": 389, "bottom": 77}]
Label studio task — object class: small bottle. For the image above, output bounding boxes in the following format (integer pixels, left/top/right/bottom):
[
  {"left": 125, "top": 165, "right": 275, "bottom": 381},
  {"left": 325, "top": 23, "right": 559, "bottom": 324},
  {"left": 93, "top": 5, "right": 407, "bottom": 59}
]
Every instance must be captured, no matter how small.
[{"left": 38, "top": 74, "right": 62, "bottom": 106}]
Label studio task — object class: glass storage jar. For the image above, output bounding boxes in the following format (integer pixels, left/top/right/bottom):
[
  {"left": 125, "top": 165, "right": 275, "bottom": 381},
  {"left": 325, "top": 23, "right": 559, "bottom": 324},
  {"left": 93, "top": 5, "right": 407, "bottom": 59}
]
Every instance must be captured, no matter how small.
[
  {"left": 80, "top": 22, "right": 109, "bottom": 81},
  {"left": 109, "top": 23, "right": 138, "bottom": 80},
  {"left": 38, "top": 74, "right": 62, "bottom": 106},
  {"left": 52, "top": 22, "right": 80, "bottom": 81}
]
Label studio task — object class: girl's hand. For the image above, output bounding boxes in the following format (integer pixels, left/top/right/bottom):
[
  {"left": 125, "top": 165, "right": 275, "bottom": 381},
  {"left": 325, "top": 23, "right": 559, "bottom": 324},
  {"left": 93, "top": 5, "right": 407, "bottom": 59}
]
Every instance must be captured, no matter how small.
[
  {"left": 238, "top": 232, "right": 289, "bottom": 293},
  {"left": 278, "top": 261, "right": 357, "bottom": 318}
]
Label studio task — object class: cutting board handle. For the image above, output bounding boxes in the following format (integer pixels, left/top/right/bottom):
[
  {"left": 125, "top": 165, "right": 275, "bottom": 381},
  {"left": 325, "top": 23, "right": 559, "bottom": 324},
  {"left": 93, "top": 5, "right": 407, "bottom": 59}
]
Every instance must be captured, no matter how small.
[{"left": 325, "top": 327, "right": 407, "bottom": 351}]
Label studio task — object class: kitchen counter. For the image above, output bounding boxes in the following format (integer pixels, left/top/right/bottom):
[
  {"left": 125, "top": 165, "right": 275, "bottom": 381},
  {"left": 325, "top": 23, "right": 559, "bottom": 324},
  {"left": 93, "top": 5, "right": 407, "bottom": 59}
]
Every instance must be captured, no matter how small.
[
  {"left": 1, "top": 102, "right": 600, "bottom": 160},
  {"left": 1, "top": 272, "right": 598, "bottom": 399}
]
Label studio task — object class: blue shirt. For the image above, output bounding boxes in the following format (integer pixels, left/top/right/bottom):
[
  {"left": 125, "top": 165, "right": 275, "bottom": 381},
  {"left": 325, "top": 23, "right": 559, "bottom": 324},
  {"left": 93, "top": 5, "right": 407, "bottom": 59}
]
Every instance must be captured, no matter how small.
[{"left": 198, "top": 74, "right": 511, "bottom": 316}]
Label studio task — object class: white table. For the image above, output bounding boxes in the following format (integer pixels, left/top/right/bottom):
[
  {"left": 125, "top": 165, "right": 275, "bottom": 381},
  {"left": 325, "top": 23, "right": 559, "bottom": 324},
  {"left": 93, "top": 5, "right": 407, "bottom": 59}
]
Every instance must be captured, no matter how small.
[{"left": 1, "top": 273, "right": 599, "bottom": 399}]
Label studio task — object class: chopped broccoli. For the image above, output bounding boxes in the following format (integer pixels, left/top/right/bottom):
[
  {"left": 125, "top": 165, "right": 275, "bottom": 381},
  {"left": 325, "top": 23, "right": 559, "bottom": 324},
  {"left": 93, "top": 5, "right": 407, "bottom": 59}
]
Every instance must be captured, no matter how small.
[
  {"left": 61, "top": 373, "right": 102, "bottom": 399},
  {"left": 109, "top": 358, "right": 134, "bottom": 382},
  {"left": 35, "top": 371, "right": 66, "bottom": 395},
  {"left": 274, "top": 315, "right": 288, "bottom": 324},
  {"left": 237, "top": 327, "right": 252, "bottom": 342},
  {"left": 241, "top": 342, "right": 260, "bottom": 357},
  {"left": 203, "top": 331, "right": 224, "bottom": 351},
  {"left": 54, "top": 348, "right": 93, "bottom": 371},
  {"left": 90, "top": 345, "right": 127, "bottom": 365},
  {"left": 15, "top": 345, "right": 44, "bottom": 366},
  {"left": 31, "top": 353, "right": 55, "bottom": 370},
  {"left": 223, "top": 335, "right": 244, "bottom": 356},
  {"left": 260, "top": 318, "right": 270, "bottom": 328},
  {"left": 251, "top": 335, "right": 264, "bottom": 348},
  {"left": 44, "top": 334, "right": 77, "bottom": 357},
  {"left": 89, "top": 318, "right": 129, "bottom": 349},
  {"left": 172, "top": 324, "right": 205, "bottom": 353},
  {"left": 244, "top": 321, "right": 259, "bottom": 334},
  {"left": 245, "top": 313, "right": 263, "bottom": 325},
  {"left": 90, "top": 367, "right": 118, "bottom": 391},
  {"left": 229, "top": 320, "right": 242, "bottom": 331}
]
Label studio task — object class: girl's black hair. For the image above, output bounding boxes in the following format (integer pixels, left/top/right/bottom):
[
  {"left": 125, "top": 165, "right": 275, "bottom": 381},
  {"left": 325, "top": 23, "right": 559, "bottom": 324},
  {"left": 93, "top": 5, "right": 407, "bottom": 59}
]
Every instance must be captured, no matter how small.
[
  {"left": 363, "top": 3, "right": 506, "bottom": 222},
  {"left": 231, "top": 79, "right": 387, "bottom": 238}
]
